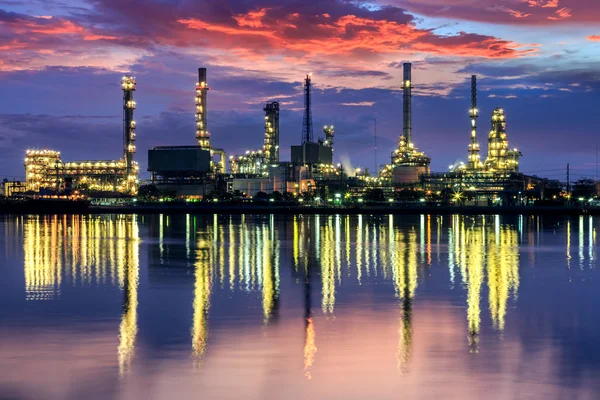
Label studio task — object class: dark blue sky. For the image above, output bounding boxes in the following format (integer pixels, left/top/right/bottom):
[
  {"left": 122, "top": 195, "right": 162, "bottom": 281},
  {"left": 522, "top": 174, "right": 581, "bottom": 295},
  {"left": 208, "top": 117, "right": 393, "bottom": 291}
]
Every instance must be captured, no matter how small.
[{"left": 0, "top": 0, "right": 599, "bottom": 180}]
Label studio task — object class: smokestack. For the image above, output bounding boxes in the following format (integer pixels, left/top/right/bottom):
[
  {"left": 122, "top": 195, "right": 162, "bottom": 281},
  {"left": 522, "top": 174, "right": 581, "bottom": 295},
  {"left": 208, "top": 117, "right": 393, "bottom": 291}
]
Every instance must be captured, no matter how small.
[
  {"left": 196, "top": 68, "right": 211, "bottom": 150},
  {"left": 121, "top": 75, "right": 136, "bottom": 192},
  {"left": 471, "top": 75, "right": 477, "bottom": 110},
  {"left": 468, "top": 75, "right": 481, "bottom": 170},
  {"left": 403, "top": 63, "right": 412, "bottom": 144},
  {"left": 302, "top": 74, "right": 313, "bottom": 144}
]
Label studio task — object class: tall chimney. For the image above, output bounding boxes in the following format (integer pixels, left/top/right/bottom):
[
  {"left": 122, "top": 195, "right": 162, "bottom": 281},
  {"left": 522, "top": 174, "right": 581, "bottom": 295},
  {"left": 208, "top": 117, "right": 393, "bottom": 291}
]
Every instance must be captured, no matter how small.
[
  {"left": 403, "top": 63, "right": 412, "bottom": 144},
  {"left": 196, "top": 68, "right": 211, "bottom": 150},
  {"left": 467, "top": 75, "right": 481, "bottom": 170},
  {"left": 302, "top": 74, "right": 313, "bottom": 144},
  {"left": 121, "top": 76, "right": 136, "bottom": 192}
]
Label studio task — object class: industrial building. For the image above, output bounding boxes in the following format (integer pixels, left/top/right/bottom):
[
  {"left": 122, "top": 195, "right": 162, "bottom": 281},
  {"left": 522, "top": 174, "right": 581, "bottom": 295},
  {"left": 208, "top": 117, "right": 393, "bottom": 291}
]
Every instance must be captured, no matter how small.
[
  {"left": 422, "top": 74, "right": 527, "bottom": 203},
  {"left": 227, "top": 73, "right": 341, "bottom": 198},
  {"left": 194, "top": 68, "right": 226, "bottom": 174},
  {"left": 147, "top": 68, "right": 225, "bottom": 196},
  {"left": 3, "top": 180, "right": 26, "bottom": 197},
  {"left": 24, "top": 76, "right": 139, "bottom": 194},
  {"left": 229, "top": 101, "right": 280, "bottom": 176},
  {"left": 379, "top": 63, "right": 431, "bottom": 185},
  {"left": 16, "top": 61, "right": 554, "bottom": 204},
  {"left": 290, "top": 74, "right": 337, "bottom": 177}
]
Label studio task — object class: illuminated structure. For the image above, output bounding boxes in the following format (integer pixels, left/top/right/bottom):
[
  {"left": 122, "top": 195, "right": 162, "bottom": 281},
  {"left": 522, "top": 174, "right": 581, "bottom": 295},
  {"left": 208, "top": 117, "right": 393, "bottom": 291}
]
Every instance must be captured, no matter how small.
[
  {"left": 3, "top": 180, "right": 26, "bottom": 197},
  {"left": 263, "top": 101, "right": 280, "bottom": 165},
  {"left": 25, "top": 150, "right": 62, "bottom": 192},
  {"left": 467, "top": 75, "right": 483, "bottom": 171},
  {"left": 122, "top": 76, "right": 138, "bottom": 192},
  {"left": 484, "top": 108, "right": 522, "bottom": 172},
  {"left": 291, "top": 74, "right": 337, "bottom": 178},
  {"left": 302, "top": 74, "right": 314, "bottom": 144},
  {"left": 196, "top": 68, "right": 210, "bottom": 151},
  {"left": 319, "top": 125, "right": 335, "bottom": 150},
  {"left": 25, "top": 152, "right": 136, "bottom": 193},
  {"left": 380, "top": 63, "right": 431, "bottom": 184},
  {"left": 229, "top": 102, "right": 280, "bottom": 176},
  {"left": 194, "top": 68, "right": 226, "bottom": 174},
  {"left": 424, "top": 77, "right": 525, "bottom": 197},
  {"left": 24, "top": 77, "right": 139, "bottom": 194}
]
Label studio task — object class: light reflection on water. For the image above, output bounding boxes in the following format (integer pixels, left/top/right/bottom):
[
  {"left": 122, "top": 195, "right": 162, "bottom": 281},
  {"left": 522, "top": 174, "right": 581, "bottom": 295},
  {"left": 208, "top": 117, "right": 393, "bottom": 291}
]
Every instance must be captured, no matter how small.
[{"left": 0, "top": 214, "right": 599, "bottom": 399}]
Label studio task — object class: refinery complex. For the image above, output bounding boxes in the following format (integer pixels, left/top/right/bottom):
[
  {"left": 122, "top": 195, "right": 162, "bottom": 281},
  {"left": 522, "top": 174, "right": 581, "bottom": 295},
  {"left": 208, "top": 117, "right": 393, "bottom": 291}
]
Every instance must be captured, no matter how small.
[{"left": 14, "top": 63, "right": 574, "bottom": 206}]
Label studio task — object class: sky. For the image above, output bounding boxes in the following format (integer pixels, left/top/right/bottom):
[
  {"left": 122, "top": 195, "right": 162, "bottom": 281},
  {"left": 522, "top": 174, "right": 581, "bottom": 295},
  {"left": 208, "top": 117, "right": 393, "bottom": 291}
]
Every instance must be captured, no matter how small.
[{"left": 0, "top": 0, "right": 599, "bottom": 181}]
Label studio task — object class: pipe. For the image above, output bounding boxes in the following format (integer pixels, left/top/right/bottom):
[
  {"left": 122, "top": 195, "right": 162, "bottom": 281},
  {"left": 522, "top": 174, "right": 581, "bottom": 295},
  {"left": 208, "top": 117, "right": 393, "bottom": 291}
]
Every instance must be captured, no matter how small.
[{"left": 212, "top": 148, "right": 226, "bottom": 174}]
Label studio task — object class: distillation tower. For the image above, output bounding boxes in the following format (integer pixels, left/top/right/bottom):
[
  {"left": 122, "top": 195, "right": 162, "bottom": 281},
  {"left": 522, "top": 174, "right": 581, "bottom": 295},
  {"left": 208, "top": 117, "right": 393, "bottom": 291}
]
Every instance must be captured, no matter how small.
[
  {"left": 263, "top": 101, "right": 280, "bottom": 165},
  {"left": 484, "top": 108, "right": 522, "bottom": 173},
  {"left": 196, "top": 68, "right": 210, "bottom": 151},
  {"left": 229, "top": 101, "right": 281, "bottom": 176},
  {"left": 425, "top": 76, "right": 525, "bottom": 194},
  {"left": 466, "top": 75, "right": 483, "bottom": 171},
  {"left": 380, "top": 63, "right": 431, "bottom": 184},
  {"left": 122, "top": 76, "right": 138, "bottom": 192},
  {"left": 194, "top": 68, "right": 225, "bottom": 173}
]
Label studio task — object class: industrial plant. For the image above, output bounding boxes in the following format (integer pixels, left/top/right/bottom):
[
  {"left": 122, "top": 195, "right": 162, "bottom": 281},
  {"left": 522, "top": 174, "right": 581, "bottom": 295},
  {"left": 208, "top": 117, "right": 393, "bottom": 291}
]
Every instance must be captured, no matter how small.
[
  {"left": 13, "top": 62, "right": 587, "bottom": 208},
  {"left": 24, "top": 76, "right": 140, "bottom": 195}
]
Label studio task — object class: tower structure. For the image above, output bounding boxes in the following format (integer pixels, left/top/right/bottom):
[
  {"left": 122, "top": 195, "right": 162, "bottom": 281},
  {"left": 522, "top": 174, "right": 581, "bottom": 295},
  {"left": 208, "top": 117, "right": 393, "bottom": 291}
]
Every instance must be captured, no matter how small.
[
  {"left": 467, "top": 75, "right": 483, "bottom": 171},
  {"left": 302, "top": 74, "right": 313, "bottom": 144},
  {"left": 122, "top": 76, "right": 137, "bottom": 191},
  {"left": 263, "top": 101, "right": 280, "bottom": 165},
  {"left": 380, "top": 62, "right": 430, "bottom": 183},
  {"left": 196, "top": 68, "right": 210, "bottom": 151},
  {"left": 402, "top": 63, "right": 412, "bottom": 144},
  {"left": 323, "top": 125, "right": 334, "bottom": 150},
  {"left": 484, "top": 108, "right": 521, "bottom": 172}
]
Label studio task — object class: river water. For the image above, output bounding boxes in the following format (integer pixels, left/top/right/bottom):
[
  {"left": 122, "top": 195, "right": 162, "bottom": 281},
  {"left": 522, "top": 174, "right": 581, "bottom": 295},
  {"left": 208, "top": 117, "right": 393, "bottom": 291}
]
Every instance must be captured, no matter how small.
[{"left": 0, "top": 214, "right": 598, "bottom": 399}]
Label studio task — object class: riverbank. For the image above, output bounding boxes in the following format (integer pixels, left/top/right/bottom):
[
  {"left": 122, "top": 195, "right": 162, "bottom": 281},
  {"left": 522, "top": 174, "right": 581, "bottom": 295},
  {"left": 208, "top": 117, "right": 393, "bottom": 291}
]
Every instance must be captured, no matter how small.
[
  {"left": 88, "top": 203, "right": 599, "bottom": 216},
  {"left": 2, "top": 199, "right": 598, "bottom": 215}
]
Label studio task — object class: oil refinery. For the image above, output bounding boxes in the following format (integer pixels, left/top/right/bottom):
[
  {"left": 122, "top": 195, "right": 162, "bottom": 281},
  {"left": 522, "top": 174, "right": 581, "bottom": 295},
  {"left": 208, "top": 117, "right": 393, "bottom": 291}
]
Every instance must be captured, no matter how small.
[
  {"left": 24, "top": 76, "right": 140, "bottom": 195},
  {"left": 12, "top": 63, "right": 586, "bottom": 207}
]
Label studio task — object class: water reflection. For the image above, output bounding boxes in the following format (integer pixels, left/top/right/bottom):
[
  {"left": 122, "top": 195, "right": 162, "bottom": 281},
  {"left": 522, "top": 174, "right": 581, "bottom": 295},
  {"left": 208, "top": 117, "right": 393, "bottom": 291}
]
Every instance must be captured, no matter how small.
[
  {"left": 9, "top": 213, "right": 600, "bottom": 397},
  {"left": 23, "top": 215, "right": 138, "bottom": 299},
  {"left": 21, "top": 215, "right": 140, "bottom": 376},
  {"left": 118, "top": 219, "right": 139, "bottom": 376},
  {"left": 192, "top": 227, "right": 211, "bottom": 359}
]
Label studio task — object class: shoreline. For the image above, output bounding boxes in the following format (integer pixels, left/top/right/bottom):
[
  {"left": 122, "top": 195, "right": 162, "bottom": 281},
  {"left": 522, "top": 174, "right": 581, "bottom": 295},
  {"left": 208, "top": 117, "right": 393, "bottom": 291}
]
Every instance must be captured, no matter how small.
[
  {"left": 1, "top": 200, "right": 598, "bottom": 216},
  {"left": 14, "top": 204, "right": 599, "bottom": 216},
  {"left": 88, "top": 204, "right": 598, "bottom": 216}
]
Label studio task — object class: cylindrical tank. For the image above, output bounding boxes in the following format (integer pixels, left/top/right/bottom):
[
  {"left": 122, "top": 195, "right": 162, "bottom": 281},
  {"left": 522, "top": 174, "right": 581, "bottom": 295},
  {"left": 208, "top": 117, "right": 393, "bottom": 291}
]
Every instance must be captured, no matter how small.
[{"left": 393, "top": 165, "right": 429, "bottom": 184}]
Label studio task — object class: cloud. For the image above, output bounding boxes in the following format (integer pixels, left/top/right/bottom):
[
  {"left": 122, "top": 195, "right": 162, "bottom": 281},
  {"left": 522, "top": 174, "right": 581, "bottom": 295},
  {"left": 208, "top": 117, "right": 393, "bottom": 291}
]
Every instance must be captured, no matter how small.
[
  {"left": 377, "top": 0, "right": 599, "bottom": 24},
  {"left": 177, "top": 11, "right": 534, "bottom": 60},
  {"left": 521, "top": 0, "right": 559, "bottom": 8},
  {"left": 340, "top": 102, "right": 375, "bottom": 106},
  {"left": 488, "top": 94, "right": 518, "bottom": 98},
  {"left": 488, "top": 6, "right": 532, "bottom": 18},
  {"left": 547, "top": 7, "right": 572, "bottom": 20},
  {"left": 0, "top": 1, "right": 536, "bottom": 83},
  {"left": 588, "top": 35, "right": 600, "bottom": 42}
]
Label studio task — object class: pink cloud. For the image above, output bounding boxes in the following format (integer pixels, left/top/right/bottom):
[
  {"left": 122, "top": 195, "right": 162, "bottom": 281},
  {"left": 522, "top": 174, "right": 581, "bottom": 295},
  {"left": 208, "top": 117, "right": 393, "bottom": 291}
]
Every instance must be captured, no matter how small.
[
  {"left": 380, "top": 0, "right": 598, "bottom": 24},
  {"left": 547, "top": 7, "right": 572, "bottom": 20}
]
